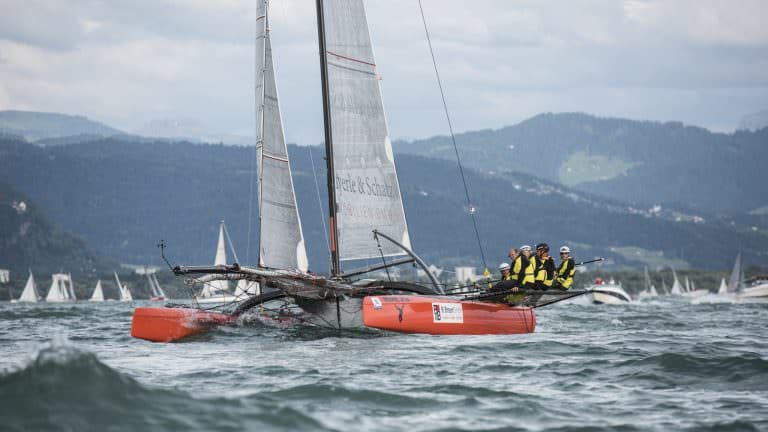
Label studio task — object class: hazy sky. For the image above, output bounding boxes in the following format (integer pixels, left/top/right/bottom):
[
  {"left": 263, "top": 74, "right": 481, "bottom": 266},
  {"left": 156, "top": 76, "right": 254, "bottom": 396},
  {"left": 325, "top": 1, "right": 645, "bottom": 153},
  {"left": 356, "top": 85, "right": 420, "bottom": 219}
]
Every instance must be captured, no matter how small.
[{"left": 1, "top": 0, "right": 767, "bottom": 144}]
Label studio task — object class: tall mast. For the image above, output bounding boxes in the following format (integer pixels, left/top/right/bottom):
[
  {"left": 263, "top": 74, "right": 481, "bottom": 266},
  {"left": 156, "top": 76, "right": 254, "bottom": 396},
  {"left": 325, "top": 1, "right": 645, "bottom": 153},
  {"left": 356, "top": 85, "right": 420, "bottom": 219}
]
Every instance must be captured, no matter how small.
[{"left": 315, "top": 0, "right": 341, "bottom": 277}]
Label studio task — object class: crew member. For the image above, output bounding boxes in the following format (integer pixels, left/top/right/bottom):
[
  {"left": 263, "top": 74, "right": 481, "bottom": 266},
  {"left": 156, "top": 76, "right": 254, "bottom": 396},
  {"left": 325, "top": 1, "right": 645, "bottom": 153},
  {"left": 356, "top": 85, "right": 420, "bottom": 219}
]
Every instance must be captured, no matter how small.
[
  {"left": 535, "top": 243, "right": 556, "bottom": 290},
  {"left": 509, "top": 247, "right": 528, "bottom": 288},
  {"left": 499, "top": 262, "right": 513, "bottom": 281},
  {"left": 520, "top": 245, "right": 536, "bottom": 290},
  {"left": 553, "top": 245, "right": 576, "bottom": 290}
]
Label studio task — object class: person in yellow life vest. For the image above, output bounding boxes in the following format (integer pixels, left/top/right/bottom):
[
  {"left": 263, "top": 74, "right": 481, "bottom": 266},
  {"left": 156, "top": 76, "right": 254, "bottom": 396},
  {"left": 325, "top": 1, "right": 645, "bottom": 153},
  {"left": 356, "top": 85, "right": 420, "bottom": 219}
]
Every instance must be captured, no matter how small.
[
  {"left": 535, "top": 243, "right": 556, "bottom": 290},
  {"left": 519, "top": 245, "right": 536, "bottom": 290},
  {"left": 508, "top": 248, "right": 526, "bottom": 287},
  {"left": 553, "top": 245, "right": 576, "bottom": 290},
  {"left": 499, "top": 262, "right": 513, "bottom": 281}
]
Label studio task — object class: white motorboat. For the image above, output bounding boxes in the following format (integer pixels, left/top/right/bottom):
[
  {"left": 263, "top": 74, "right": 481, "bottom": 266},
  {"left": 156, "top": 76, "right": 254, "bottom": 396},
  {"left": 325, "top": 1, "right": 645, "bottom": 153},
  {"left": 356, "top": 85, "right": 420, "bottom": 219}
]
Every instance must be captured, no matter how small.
[{"left": 588, "top": 278, "right": 632, "bottom": 304}]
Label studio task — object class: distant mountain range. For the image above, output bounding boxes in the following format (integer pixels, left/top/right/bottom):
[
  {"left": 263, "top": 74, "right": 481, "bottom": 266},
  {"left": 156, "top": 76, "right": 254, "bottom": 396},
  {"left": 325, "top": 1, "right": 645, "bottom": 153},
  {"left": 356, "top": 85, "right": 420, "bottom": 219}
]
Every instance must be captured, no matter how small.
[
  {"left": 0, "top": 110, "right": 123, "bottom": 142},
  {"left": 394, "top": 113, "right": 768, "bottom": 215},
  {"left": 0, "top": 135, "right": 764, "bottom": 271}
]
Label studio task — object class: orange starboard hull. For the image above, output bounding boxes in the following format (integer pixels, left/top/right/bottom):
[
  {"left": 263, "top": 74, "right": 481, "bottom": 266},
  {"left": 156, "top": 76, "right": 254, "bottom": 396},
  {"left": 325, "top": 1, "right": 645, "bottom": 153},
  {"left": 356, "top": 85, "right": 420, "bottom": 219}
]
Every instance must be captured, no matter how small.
[
  {"left": 362, "top": 295, "right": 535, "bottom": 335},
  {"left": 131, "top": 307, "right": 234, "bottom": 342}
]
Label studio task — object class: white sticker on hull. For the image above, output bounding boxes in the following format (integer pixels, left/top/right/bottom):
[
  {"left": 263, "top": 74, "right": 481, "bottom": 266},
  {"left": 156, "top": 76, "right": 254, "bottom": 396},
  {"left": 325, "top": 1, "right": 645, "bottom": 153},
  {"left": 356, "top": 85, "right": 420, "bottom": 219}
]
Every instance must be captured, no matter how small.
[
  {"left": 371, "top": 297, "right": 383, "bottom": 310},
  {"left": 432, "top": 303, "right": 464, "bottom": 323}
]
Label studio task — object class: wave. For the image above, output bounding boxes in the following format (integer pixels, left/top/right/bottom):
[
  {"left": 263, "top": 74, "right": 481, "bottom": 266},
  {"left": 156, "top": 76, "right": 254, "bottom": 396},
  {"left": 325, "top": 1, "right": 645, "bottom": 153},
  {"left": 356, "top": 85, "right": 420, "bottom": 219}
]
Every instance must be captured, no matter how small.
[{"left": 0, "top": 344, "right": 326, "bottom": 432}]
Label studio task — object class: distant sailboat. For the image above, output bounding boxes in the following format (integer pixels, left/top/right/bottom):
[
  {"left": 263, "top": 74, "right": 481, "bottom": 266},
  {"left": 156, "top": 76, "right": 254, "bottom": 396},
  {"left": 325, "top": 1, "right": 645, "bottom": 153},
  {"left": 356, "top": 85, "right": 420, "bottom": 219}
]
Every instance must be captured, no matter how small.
[
  {"left": 638, "top": 266, "right": 658, "bottom": 299},
  {"left": 114, "top": 272, "right": 133, "bottom": 302},
  {"left": 12, "top": 271, "right": 40, "bottom": 303},
  {"left": 682, "top": 276, "right": 709, "bottom": 298},
  {"left": 718, "top": 277, "right": 728, "bottom": 295},
  {"left": 670, "top": 268, "right": 684, "bottom": 295},
  {"left": 89, "top": 280, "right": 105, "bottom": 302},
  {"left": 196, "top": 221, "right": 238, "bottom": 304},
  {"left": 45, "top": 273, "right": 75, "bottom": 302},
  {"left": 147, "top": 273, "right": 166, "bottom": 301}
]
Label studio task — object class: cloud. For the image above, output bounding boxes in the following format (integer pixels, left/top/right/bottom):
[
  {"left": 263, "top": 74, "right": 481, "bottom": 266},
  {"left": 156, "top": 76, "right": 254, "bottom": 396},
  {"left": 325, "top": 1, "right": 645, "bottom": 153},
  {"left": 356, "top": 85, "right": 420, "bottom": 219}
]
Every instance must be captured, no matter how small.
[{"left": 0, "top": 0, "right": 766, "bottom": 143}]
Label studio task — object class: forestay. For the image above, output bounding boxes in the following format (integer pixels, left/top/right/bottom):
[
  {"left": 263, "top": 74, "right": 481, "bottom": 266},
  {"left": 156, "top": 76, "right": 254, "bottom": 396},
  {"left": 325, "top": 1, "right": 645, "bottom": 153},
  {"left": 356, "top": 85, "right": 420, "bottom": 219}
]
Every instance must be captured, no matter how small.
[
  {"left": 322, "top": 0, "right": 411, "bottom": 261},
  {"left": 256, "top": 0, "right": 308, "bottom": 272}
]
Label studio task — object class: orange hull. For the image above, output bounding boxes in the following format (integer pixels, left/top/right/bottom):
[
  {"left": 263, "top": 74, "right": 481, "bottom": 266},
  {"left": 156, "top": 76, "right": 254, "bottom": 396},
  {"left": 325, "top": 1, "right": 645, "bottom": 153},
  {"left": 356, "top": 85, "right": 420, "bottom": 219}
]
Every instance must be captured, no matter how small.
[
  {"left": 131, "top": 307, "right": 234, "bottom": 342},
  {"left": 362, "top": 295, "right": 535, "bottom": 335}
]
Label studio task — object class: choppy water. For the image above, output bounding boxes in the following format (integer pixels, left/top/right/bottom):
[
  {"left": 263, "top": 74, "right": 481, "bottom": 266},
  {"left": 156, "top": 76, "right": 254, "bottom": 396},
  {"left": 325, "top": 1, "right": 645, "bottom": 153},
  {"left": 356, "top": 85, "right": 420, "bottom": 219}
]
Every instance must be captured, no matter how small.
[{"left": 0, "top": 298, "right": 766, "bottom": 432}]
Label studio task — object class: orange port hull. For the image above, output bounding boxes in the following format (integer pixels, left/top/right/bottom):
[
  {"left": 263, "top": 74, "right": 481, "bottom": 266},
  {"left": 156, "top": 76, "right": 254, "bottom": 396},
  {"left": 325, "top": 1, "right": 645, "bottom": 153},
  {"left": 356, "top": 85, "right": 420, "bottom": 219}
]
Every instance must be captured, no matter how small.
[
  {"left": 362, "top": 295, "right": 535, "bottom": 335},
  {"left": 131, "top": 307, "right": 233, "bottom": 342}
]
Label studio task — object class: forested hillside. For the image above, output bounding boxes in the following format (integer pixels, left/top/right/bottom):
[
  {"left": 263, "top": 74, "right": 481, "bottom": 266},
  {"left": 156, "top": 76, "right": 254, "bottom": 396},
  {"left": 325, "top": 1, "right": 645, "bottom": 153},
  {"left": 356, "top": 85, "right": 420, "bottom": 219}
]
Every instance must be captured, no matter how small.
[
  {"left": 394, "top": 113, "right": 768, "bottom": 215},
  {"left": 0, "top": 136, "right": 764, "bottom": 271}
]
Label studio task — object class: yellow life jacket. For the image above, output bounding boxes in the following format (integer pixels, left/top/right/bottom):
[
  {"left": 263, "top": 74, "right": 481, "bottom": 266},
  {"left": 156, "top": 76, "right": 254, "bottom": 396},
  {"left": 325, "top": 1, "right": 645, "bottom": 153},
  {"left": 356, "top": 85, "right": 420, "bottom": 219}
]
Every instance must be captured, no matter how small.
[
  {"left": 522, "top": 256, "right": 535, "bottom": 285},
  {"left": 557, "top": 257, "right": 575, "bottom": 289}
]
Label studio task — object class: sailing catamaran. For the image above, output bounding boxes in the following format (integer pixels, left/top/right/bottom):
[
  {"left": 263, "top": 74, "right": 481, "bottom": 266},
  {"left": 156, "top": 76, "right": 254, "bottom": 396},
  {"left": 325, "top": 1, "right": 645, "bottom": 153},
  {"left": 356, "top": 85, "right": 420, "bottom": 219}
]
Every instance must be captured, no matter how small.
[
  {"left": 11, "top": 271, "right": 40, "bottom": 303},
  {"left": 131, "top": 0, "right": 584, "bottom": 342}
]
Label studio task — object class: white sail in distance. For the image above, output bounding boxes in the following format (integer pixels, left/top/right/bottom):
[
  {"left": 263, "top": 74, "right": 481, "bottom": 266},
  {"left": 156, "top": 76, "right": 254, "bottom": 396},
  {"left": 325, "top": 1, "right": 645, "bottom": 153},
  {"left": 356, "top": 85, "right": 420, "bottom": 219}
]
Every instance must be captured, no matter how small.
[
  {"left": 255, "top": 1, "right": 308, "bottom": 272},
  {"left": 17, "top": 271, "right": 39, "bottom": 302},
  {"left": 727, "top": 253, "right": 743, "bottom": 293},
  {"left": 90, "top": 280, "right": 104, "bottom": 302},
  {"left": 114, "top": 272, "right": 132, "bottom": 301},
  {"left": 670, "top": 268, "right": 683, "bottom": 295},
  {"left": 46, "top": 273, "right": 72, "bottom": 302},
  {"left": 204, "top": 222, "right": 230, "bottom": 295},
  {"left": 718, "top": 277, "right": 728, "bottom": 295},
  {"left": 321, "top": 0, "right": 411, "bottom": 261}
]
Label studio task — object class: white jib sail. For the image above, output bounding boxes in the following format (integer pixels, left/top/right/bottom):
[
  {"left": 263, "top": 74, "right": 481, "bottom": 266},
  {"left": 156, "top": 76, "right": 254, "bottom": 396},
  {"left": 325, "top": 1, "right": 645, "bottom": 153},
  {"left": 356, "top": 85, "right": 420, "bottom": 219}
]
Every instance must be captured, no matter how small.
[
  {"left": 235, "top": 279, "right": 260, "bottom": 297},
  {"left": 90, "top": 280, "right": 104, "bottom": 302},
  {"left": 322, "top": 0, "right": 411, "bottom": 261},
  {"left": 255, "top": 0, "right": 308, "bottom": 272},
  {"left": 18, "top": 272, "right": 39, "bottom": 302}
]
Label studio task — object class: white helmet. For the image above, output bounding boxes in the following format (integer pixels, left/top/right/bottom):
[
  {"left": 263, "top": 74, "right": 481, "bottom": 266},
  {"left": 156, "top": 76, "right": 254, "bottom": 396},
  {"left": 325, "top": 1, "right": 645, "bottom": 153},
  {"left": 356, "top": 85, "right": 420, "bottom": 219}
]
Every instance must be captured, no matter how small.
[
  {"left": 520, "top": 245, "right": 532, "bottom": 252},
  {"left": 499, "top": 262, "right": 511, "bottom": 271},
  {"left": 560, "top": 246, "right": 571, "bottom": 253}
]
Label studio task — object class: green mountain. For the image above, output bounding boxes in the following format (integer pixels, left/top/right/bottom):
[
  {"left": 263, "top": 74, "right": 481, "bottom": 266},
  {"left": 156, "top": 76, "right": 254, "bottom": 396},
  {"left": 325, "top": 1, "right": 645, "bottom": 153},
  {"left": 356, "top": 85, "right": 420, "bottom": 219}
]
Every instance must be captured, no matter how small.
[
  {"left": 0, "top": 136, "right": 764, "bottom": 271},
  {"left": 394, "top": 113, "right": 768, "bottom": 215},
  {"left": 0, "top": 181, "right": 112, "bottom": 278},
  {"left": 0, "top": 110, "right": 123, "bottom": 142}
]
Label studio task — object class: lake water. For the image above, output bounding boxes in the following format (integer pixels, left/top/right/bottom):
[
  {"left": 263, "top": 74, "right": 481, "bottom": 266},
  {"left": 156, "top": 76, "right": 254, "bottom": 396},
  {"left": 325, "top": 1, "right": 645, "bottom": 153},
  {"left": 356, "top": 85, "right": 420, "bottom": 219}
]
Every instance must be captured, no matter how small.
[{"left": 0, "top": 298, "right": 766, "bottom": 431}]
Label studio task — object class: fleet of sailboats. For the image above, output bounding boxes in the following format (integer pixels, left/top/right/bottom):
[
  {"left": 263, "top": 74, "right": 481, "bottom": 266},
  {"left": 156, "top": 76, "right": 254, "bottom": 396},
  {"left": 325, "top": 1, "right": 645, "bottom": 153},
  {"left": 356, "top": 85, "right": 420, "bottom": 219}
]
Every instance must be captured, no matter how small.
[{"left": 45, "top": 273, "right": 76, "bottom": 302}]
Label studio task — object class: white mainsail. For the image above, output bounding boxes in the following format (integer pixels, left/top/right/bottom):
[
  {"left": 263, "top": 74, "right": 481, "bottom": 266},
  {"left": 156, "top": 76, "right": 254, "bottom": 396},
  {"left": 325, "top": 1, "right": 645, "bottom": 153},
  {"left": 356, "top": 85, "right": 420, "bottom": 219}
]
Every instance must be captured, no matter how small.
[
  {"left": 727, "top": 253, "right": 743, "bottom": 293},
  {"left": 114, "top": 272, "right": 133, "bottom": 301},
  {"left": 255, "top": 0, "right": 309, "bottom": 272},
  {"left": 321, "top": 0, "right": 411, "bottom": 261},
  {"left": 89, "top": 280, "right": 104, "bottom": 302},
  {"left": 46, "top": 273, "right": 73, "bottom": 302},
  {"left": 17, "top": 271, "right": 40, "bottom": 302}
]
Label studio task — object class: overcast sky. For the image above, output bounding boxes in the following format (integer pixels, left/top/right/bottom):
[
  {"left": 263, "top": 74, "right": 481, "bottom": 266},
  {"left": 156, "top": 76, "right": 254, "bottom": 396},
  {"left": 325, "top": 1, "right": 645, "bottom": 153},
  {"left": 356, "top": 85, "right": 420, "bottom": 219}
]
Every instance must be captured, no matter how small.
[{"left": 1, "top": 0, "right": 767, "bottom": 144}]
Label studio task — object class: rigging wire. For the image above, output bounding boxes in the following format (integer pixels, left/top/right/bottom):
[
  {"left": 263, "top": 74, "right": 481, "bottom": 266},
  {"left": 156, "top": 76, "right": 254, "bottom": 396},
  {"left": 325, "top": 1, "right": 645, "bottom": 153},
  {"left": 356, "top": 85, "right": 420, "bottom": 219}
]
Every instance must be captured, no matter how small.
[
  {"left": 417, "top": 0, "right": 488, "bottom": 271},
  {"left": 308, "top": 144, "right": 332, "bottom": 273}
]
